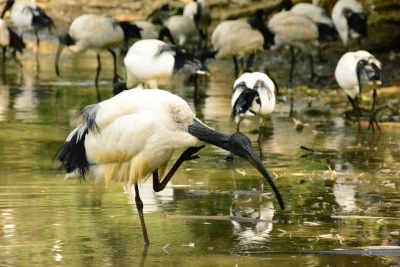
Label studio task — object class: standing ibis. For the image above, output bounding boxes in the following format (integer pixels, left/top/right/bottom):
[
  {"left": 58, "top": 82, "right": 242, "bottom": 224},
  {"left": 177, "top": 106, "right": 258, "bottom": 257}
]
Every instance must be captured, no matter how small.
[
  {"left": 114, "top": 39, "right": 209, "bottom": 99},
  {"left": 0, "top": 18, "right": 25, "bottom": 69},
  {"left": 183, "top": 0, "right": 211, "bottom": 49},
  {"left": 332, "top": 0, "right": 367, "bottom": 50},
  {"left": 335, "top": 50, "right": 383, "bottom": 132},
  {"left": 55, "top": 88, "right": 284, "bottom": 245},
  {"left": 197, "top": 9, "right": 273, "bottom": 78},
  {"left": 230, "top": 72, "right": 277, "bottom": 159},
  {"left": 55, "top": 14, "right": 142, "bottom": 95},
  {"left": 0, "top": 0, "right": 53, "bottom": 50}
]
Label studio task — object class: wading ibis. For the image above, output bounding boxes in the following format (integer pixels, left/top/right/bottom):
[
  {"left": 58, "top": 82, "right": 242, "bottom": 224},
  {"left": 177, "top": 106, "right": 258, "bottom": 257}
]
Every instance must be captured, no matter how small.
[
  {"left": 335, "top": 50, "right": 383, "bottom": 132},
  {"left": 55, "top": 88, "right": 284, "bottom": 245}
]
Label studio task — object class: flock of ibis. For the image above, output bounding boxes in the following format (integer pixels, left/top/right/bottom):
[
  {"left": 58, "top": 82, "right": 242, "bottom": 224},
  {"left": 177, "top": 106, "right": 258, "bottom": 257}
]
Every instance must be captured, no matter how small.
[{"left": 0, "top": 0, "right": 388, "bottom": 245}]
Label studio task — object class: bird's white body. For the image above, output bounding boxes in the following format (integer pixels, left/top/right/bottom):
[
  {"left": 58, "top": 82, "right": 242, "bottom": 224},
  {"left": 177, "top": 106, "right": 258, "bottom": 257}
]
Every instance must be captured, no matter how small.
[
  {"left": 124, "top": 39, "right": 175, "bottom": 89},
  {"left": 291, "top": 3, "right": 333, "bottom": 27},
  {"left": 164, "top": 15, "right": 200, "bottom": 48},
  {"left": 8, "top": 2, "right": 35, "bottom": 31},
  {"left": 232, "top": 72, "right": 276, "bottom": 119},
  {"left": 268, "top": 11, "right": 319, "bottom": 53},
  {"left": 335, "top": 50, "right": 382, "bottom": 100},
  {"left": 66, "top": 89, "right": 200, "bottom": 186},
  {"left": 183, "top": 0, "right": 211, "bottom": 28},
  {"left": 332, "top": 0, "right": 364, "bottom": 46},
  {"left": 67, "top": 14, "right": 124, "bottom": 54},
  {"left": 0, "top": 19, "right": 10, "bottom": 47},
  {"left": 211, "top": 19, "right": 264, "bottom": 59}
]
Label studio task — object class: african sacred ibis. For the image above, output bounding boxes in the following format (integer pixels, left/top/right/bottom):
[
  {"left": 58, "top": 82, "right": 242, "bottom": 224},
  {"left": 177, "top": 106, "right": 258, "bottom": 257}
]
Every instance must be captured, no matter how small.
[
  {"left": 183, "top": 0, "right": 211, "bottom": 49},
  {"left": 335, "top": 50, "right": 383, "bottom": 132},
  {"left": 0, "top": 18, "right": 25, "bottom": 68},
  {"left": 114, "top": 39, "right": 209, "bottom": 99},
  {"left": 55, "top": 14, "right": 142, "bottom": 91},
  {"left": 0, "top": 0, "right": 54, "bottom": 49},
  {"left": 284, "top": 0, "right": 338, "bottom": 61},
  {"left": 332, "top": 0, "right": 367, "bottom": 50},
  {"left": 230, "top": 72, "right": 277, "bottom": 159},
  {"left": 121, "top": 21, "right": 159, "bottom": 53},
  {"left": 149, "top": 4, "right": 202, "bottom": 52},
  {"left": 267, "top": 9, "right": 320, "bottom": 83},
  {"left": 231, "top": 72, "right": 276, "bottom": 133},
  {"left": 197, "top": 9, "right": 273, "bottom": 78},
  {"left": 55, "top": 88, "right": 284, "bottom": 245}
]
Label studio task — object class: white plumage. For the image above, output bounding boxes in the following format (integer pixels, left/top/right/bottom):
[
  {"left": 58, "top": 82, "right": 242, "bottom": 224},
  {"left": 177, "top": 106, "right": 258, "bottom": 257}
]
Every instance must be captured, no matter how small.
[
  {"left": 163, "top": 15, "right": 200, "bottom": 51},
  {"left": 332, "top": 0, "right": 367, "bottom": 48},
  {"left": 335, "top": 50, "right": 383, "bottom": 131},
  {"left": 124, "top": 39, "right": 174, "bottom": 89},
  {"left": 205, "top": 10, "right": 270, "bottom": 77},
  {"left": 117, "top": 39, "right": 208, "bottom": 95},
  {"left": 0, "top": 19, "right": 9, "bottom": 47},
  {"left": 56, "top": 88, "right": 284, "bottom": 244},
  {"left": 231, "top": 72, "right": 276, "bottom": 130},
  {"left": 55, "top": 14, "right": 141, "bottom": 90},
  {"left": 268, "top": 10, "right": 320, "bottom": 82},
  {"left": 0, "top": 0, "right": 54, "bottom": 47},
  {"left": 183, "top": 0, "right": 211, "bottom": 48}
]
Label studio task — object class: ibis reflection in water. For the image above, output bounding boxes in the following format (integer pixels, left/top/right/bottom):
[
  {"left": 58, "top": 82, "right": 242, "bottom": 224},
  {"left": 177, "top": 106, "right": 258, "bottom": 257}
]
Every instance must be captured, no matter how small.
[{"left": 55, "top": 89, "right": 284, "bottom": 246}]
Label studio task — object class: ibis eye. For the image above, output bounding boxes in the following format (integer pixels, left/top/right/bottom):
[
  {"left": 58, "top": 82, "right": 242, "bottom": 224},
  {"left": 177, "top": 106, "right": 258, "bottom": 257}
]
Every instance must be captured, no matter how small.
[{"left": 255, "top": 98, "right": 261, "bottom": 104}]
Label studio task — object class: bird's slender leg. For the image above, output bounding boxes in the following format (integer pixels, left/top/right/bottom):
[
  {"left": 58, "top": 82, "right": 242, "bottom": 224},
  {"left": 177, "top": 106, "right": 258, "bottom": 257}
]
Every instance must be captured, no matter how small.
[
  {"left": 289, "top": 46, "right": 296, "bottom": 84},
  {"left": 246, "top": 54, "right": 255, "bottom": 71},
  {"left": 258, "top": 118, "right": 265, "bottom": 160},
  {"left": 140, "top": 243, "right": 149, "bottom": 267},
  {"left": 233, "top": 56, "right": 239, "bottom": 78},
  {"left": 348, "top": 95, "right": 361, "bottom": 132},
  {"left": 357, "top": 38, "right": 363, "bottom": 50},
  {"left": 153, "top": 146, "right": 205, "bottom": 192},
  {"left": 2, "top": 46, "right": 6, "bottom": 70},
  {"left": 308, "top": 54, "right": 317, "bottom": 81},
  {"left": 34, "top": 30, "right": 40, "bottom": 57},
  {"left": 193, "top": 73, "right": 200, "bottom": 104},
  {"left": 368, "top": 89, "right": 381, "bottom": 132},
  {"left": 134, "top": 184, "right": 150, "bottom": 245},
  {"left": 95, "top": 53, "right": 101, "bottom": 101},
  {"left": 107, "top": 48, "right": 121, "bottom": 84}
]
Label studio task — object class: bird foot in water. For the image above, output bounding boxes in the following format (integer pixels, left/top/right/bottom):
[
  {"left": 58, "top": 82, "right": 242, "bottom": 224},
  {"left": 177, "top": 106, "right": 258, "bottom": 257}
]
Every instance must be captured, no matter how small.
[
  {"left": 223, "top": 153, "right": 235, "bottom": 162},
  {"left": 181, "top": 146, "right": 205, "bottom": 162}
]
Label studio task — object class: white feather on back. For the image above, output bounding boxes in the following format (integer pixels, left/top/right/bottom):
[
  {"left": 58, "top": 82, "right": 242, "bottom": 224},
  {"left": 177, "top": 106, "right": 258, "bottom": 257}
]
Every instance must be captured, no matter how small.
[
  {"left": 211, "top": 19, "right": 264, "bottom": 59},
  {"left": 332, "top": 0, "right": 364, "bottom": 46},
  {"left": 124, "top": 39, "right": 175, "bottom": 88},
  {"left": 68, "top": 14, "right": 124, "bottom": 53},
  {"left": 79, "top": 89, "right": 199, "bottom": 185},
  {"left": 335, "top": 50, "right": 381, "bottom": 99},
  {"left": 268, "top": 11, "right": 319, "bottom": 52},
  {"left": 164, "top": 15, "right": 200, "bottom": 47},
  {"left": 9, "top": 2, "right": 34, "bottom": 31},
  {"left": 291, "top": 3, "right": 333, "bottom": 26}
]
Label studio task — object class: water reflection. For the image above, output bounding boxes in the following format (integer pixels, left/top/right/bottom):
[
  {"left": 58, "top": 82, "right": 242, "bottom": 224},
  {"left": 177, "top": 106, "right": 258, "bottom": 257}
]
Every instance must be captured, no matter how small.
[{"left": 231, "top": 193, "right": 275, "bottom": 245}]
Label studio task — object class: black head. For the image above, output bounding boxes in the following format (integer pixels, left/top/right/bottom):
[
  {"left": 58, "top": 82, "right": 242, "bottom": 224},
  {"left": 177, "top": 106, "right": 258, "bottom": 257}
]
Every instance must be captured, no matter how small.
[
  {"left": 282, "top": 0, "right": 293, "bottom": 11},
  {"left": 119, "top": 22, "right": 142, "bottom": 40},
  {"left": 247, "top": 10, "right": 274, "bottom": 49},
  {"left": 147, "top": 3, "right": 170, "bottom": 25},
  {"left": 231, "top": 87, "right": 260, "bottom": 120},
  {"left": 194, "top": 49, "right": 218, "bottom": 62},
  {"left": 58, "top": 33, "right": 74, "bottom": 46}
]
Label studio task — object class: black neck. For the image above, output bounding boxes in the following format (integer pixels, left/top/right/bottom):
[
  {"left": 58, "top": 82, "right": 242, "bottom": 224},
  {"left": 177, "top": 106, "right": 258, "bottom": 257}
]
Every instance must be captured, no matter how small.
[{"left": 188, "top": 119, "right": 232, "bottom": 150}]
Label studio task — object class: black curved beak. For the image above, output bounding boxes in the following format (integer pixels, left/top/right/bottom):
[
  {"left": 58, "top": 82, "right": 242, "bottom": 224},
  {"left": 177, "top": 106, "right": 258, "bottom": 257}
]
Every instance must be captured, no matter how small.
[
  {"left": 55, "top": 42, "right": 65, "bottom": 76},
  {"left": 242, "top": 146, "right": 284, "bottom": 210}
]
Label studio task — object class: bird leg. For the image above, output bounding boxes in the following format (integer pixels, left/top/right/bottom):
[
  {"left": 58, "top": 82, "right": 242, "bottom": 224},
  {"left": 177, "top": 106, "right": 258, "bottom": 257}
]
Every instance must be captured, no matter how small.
[
  {"left": 152, "top": 146, "right": 205, "bottom": 192},
  {"left": 107, "top": 48, "right": 122, "bottom": 84},
  {"left": 233, "top": 56, "right": 239, "bottom": 78},
  {"left": 258, "top": 119, "right": 265, "bottom": 160},
  {"left": 289, "top": 47, "right": 296, "bottom": 84},
  {"left": 134, "top": 184, "right": 150, "bottom": 245},
  {"left": 246, "top": 54, "right": 255, "bottom": 71},
  {"left": 348, "top": 95, "right": 361, "bottom": 132},
  {"left": 368, "top": 89, "right": 381, "bottom": 132},
  {"left": 95, "top": 53, "right": 101, "bottom": 101}
]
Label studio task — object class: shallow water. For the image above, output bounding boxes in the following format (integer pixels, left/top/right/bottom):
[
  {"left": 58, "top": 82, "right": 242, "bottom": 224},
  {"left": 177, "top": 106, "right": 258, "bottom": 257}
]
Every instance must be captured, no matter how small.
[{"left": 0, "top": 39, "right": 399, "bottom": 266}]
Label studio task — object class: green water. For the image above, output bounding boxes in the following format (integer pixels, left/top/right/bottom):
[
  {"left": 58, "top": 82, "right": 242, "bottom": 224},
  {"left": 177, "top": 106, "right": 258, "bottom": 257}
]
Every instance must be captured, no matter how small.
[{"left": 0, "top": 39, "right": 399, "bottom": 266}]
